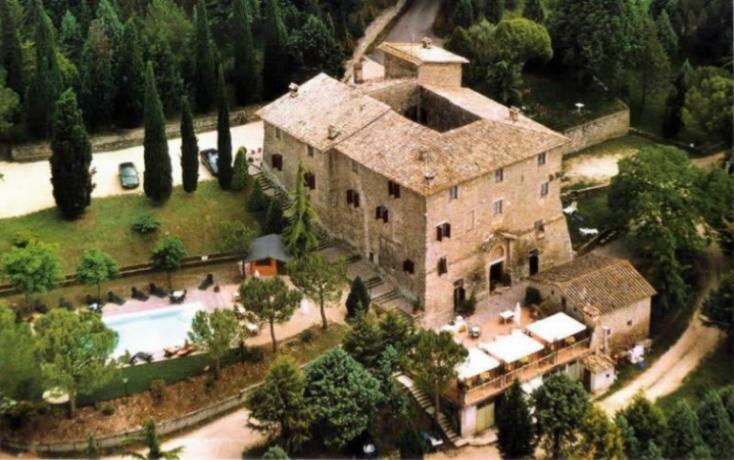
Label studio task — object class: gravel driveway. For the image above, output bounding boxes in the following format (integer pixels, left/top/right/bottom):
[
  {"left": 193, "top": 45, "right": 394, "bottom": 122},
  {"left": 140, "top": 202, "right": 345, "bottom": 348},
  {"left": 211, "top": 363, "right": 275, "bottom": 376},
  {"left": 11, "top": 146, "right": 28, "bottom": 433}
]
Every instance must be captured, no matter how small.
[{"left": 0, "top": 121, "right": 263, "bottom": 219}]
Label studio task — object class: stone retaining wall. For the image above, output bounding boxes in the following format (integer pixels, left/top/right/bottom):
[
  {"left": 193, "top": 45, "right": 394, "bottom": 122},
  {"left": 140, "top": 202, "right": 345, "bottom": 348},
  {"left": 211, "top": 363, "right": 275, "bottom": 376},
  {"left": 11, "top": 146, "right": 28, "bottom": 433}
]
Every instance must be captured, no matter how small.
[{"left": 561, "top": 108, "right": 630, "bottom": 154}]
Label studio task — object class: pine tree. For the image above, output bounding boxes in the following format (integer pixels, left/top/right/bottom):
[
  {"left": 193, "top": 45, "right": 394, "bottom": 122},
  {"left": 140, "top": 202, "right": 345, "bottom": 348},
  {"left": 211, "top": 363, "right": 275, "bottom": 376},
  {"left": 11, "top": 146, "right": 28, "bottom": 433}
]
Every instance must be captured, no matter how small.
[
  {"left": 666, "top": 400, "right": 709, "bottom": 459},
  {"left": 143, "top": 62, "right": 172, "bottom": 203},
  {"left": 193, "top": 0, "right": 216, "bottom": 112},
  {"left": 180, "top": 96, "right": 199, "bottom": 193},
  {"left": 656, "top": 11, "right": 678, "bottom": 58},
  {"left": 282, "top": 162, "right": 319, "bottom": 257},
  {"left": 50, "top": 89, "right": 93, "bottom": 219},
  {"left": 59, "top": 10, "right": 84, "bottom": 63},
  {"left": 216, "top": 65, "right": 233, "bottom": 189},
  {"left": 698, "top": 391, "right": 734, "bottom": 459},
  {"left": 95, "top": 0, "right": 123, "bottom": 49},
  {"left": 230, "top": 147, "right": 249, "bottom": 191},
  {"left": 343, "top": 313, "right": 385, "bottom": 369},
  {"left": 232, "top": 0, "right": 258, "bottom": 104},
  {"left": 0, "top": 0, "right": 24, "bottom": 97},
  {"left": 80, "top": 20, "right": 115, "bottom": 130},
  {"left": 262, "top": 0, "right": 290, "bottom": 99},
  {"left": 523, "top": 0, "right": 545, "bottom": 23},
  {"left": 487, "top": 0, "right": 505, "bottom": 23},
  {"left": 26, "top": 0, "right": 62, "bottom": 138},
  {"left": 114, "top": 20, "right": 145, "bottom": 128},
  {"left": 496, "top": 380, "right": 535, "bottom": 458},
  {"left": 293, "top": 15, "right": 344, "bottom": 78}
]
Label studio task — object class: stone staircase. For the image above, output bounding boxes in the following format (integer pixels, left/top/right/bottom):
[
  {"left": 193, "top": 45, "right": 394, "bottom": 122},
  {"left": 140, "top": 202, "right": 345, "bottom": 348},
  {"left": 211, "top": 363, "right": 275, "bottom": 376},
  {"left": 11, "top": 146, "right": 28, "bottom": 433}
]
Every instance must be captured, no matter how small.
[{"left": 395, "top": 374, "right": 466, "bottom": 447}]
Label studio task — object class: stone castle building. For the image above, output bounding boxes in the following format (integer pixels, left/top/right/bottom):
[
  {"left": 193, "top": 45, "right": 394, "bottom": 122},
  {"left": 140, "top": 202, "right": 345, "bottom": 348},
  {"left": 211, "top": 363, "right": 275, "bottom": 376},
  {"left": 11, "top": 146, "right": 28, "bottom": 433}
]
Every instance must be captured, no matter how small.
[{"left": 258, "top": 40, "right": 574, "bottom": 327}]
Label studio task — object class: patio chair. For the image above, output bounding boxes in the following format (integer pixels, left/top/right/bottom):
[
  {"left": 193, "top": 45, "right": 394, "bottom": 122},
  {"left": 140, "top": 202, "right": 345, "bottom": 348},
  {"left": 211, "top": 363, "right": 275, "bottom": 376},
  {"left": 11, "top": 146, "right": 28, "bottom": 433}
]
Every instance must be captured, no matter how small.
[
  {"left": 131, "top": 287, "right": 149, "bottom": 301},
  {"left": 149, "top": 283, "right": 168, "bottom": 298},
  {"left": 198, "top": 273, "right": 214, "bottom": 291},
  {"left": 107, "top": 291, "right": 125, "bottom": 306}
]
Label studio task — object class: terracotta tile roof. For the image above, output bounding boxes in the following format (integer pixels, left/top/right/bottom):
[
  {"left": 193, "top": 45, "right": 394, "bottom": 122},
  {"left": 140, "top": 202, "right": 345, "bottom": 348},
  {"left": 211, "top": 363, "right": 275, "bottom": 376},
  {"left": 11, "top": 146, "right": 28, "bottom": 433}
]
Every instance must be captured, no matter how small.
[
  {"left": 378, "top": 42, "right": 469, "bottom": 65},
  {"left": 256, "top": 73, "right": 391, "bottom": 151},
  {"left": 581, "top": 353, "right": 615, "bottom": 373},
  {"left": 531, "top": 254, "right": 656, "bottom": 314}
]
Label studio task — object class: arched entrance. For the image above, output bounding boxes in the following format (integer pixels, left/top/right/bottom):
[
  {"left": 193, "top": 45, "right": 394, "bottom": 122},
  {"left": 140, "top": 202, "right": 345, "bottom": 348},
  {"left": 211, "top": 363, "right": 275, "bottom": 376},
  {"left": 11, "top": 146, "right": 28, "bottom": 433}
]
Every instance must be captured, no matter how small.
[{"left": 488, "top": 245, "right": 505, "bottom": 292}]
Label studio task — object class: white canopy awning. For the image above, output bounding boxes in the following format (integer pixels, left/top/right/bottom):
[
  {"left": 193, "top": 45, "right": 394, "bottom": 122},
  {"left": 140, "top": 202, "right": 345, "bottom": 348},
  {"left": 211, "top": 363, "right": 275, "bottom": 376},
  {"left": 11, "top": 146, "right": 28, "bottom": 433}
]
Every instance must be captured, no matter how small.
[
  {"left": 480, "top": 330, "right": 544, "bottom": 364},
  {"left": 526, "top": 312, "right": 586, "bottom": 343},
  {"left": 457, "top": 347, "right": 500, "bottom": 381}
]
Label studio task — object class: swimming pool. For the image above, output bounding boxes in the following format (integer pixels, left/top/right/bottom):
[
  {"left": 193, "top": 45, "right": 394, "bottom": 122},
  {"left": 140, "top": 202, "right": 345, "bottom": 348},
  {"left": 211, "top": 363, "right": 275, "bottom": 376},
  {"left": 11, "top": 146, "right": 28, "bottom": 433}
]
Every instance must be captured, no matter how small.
[{"left": 104, "top": 302, "right": 204, "bottom": 358}]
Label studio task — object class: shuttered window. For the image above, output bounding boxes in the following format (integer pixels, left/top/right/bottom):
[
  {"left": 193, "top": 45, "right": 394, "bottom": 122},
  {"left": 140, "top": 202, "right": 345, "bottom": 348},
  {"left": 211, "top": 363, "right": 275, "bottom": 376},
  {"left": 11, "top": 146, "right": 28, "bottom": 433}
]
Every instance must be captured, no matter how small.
[
  {"left": 303, "top": 172, "right": 316, "bottom": 190},
  {"left": 436, "top": 222, "right": 452, "bottom": 241},
  {"left": 388, "top": 181, "right": 401, "bottom": 198},
  {"left": 346, "top": 190, "right": 360, "bottom": 208},
  {"left": 375, "top": 205, "right": 389, "bottom": 222},
  {"left": 403, "top": 259, "right": 415, "bottom": 274},
  {"left": 437, "top": 257, "right": 448, "bottom": 275}
]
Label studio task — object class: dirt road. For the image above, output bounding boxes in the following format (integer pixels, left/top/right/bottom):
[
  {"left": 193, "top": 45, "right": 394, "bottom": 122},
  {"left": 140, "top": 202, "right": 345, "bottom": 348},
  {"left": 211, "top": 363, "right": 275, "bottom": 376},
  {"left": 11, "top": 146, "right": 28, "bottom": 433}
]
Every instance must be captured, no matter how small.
[
  {"left": 0, "top": 121, "right": 263, "bottom": 219},
  {"left": 599, "top": 248, "right": 726, "bottom": 414}
]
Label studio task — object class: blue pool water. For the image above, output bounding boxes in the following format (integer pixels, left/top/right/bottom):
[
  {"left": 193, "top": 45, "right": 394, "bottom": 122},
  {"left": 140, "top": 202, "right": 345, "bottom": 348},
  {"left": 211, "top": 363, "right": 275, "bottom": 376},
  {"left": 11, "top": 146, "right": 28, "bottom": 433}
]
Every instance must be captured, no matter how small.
[{"left": 104, "top": 303, "right": 203, "bottom": 358}]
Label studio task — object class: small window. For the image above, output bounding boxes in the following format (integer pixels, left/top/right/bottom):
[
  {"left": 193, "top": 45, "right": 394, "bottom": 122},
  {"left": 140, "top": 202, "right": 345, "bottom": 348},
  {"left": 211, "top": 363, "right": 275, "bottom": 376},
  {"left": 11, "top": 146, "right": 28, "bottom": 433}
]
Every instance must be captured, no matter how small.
[
  {"left": 346, "top": 190, "right": 360, "bottom": 208},
  {"left": 494, "top": 168, "right": 504, "bottom": 183},
  {"left": 492, "top": 199, "right": 503, "bottom": 215},
  {"left": 375, "top": 205, "right": 389, "bottom": 223},
  {"left": 271, "top": 154, "right": 283, "bottom": 171},
  {"left": 352, "top": 159, "right": 358, "bottom": 173},
  {"left": 307, "top": 145, "right": 315, "bottom": 157},
  {"left": 540, "top": 182, "right": 549, "bottom": 197},
  {"left": 437, "top": 257, "right": 448, "bottom": 275},
  {"left": 388, "top": 180, "right": 401, "bottom": 198},
  {"left": 537, "top": 152, "right": 547, "bottom": 166},
  {"left": 403, "top": 259, "right": 415, "bottom": 274},
  {"left": 436, "top": 222, "right": 451, "bottom": 241},
  {"left": 303, "top": 172, "right": 316, "bottom": 190},
  {"left": 449, "top": 186, "right": 459, "bottom": 200},
  {"left": 275, "top": 127, "right": 282, "bottom": 140},
  {"left": 627, "top": 320, "right": 633, "bottom": 326},
  {"left": 534, "top": 220, "right": 545, "bottom": 232}
]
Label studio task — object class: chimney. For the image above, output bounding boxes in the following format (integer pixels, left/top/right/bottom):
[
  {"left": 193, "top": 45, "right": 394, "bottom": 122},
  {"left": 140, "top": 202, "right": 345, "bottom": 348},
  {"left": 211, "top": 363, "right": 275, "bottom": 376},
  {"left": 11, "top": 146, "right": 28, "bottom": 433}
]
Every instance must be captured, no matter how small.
[
  {"left": 353, "top": 60, "right": 364, "bottom": 84},
  {"left": 288, "top": 82, "right": 299, "bottom": 97},
  {"left": 509, "top": 106, "right": 520, "bottom": 122},
  {"left": 421, "top": 37, "right": 432, "bottom": 49},
  {"left": 327, "top": 125, "right": 339, "bottom": 140}
]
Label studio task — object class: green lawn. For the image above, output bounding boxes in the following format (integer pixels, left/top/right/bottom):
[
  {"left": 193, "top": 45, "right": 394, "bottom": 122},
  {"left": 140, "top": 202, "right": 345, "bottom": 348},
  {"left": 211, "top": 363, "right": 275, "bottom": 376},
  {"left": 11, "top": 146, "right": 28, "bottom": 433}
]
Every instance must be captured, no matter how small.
[
  {"left": 0, "top": 181, "right": 261, "bottom": 274},
  {"left": 564, "top": 189, "right": 612, "bottom": 247},
  {"left": 656, "top": 342, "right": 734, "bottom": 414},
  {"left": 563, "top": 133, "right": 662, "bottom": 162},
  {"left": 524, "top": 71, "right": 627, "bottom": 131}
]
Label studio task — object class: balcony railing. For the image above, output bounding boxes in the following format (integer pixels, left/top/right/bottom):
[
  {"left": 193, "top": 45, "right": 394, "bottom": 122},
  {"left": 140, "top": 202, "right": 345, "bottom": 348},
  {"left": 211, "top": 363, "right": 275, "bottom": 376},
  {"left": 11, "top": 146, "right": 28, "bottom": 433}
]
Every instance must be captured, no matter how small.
[{"left": 452, "top": 336, "right": 592, "bottom": 406}]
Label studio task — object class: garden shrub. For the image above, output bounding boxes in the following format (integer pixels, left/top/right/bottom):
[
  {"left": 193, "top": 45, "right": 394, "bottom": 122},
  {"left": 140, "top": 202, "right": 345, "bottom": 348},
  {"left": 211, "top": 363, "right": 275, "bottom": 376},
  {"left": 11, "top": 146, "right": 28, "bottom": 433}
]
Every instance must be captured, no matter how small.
[
  {"left": 243, "top": 346, "right": 264, "bottom": 363},
  {"left": 525, "top": 286, "right": 542, "bottom": 305},
  {"left": 10, "top": 229, "right": 37, "bottom": 248},
  {"left": 299, "top": 329, "right": 314, "bottom": 343},
  {"left": 131, "top": 214, "right": 161, "bottom": 235},
  {"left": 149, "top": 378, "right": 166, "bottom": 404}
]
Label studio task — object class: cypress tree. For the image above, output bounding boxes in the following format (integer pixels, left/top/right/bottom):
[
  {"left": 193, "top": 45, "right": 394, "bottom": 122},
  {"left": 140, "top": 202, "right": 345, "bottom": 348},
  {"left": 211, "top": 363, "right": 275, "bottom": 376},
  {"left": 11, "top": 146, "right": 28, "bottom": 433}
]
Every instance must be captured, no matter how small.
[
  {"left": 149, "top": 36, "right": 184, "bottom": 114},
  {"left": 232, "top": 0, "right": 258, "bottom": 104},
  {"left": 59, "top": 10, "right": 84, "bottom": 64},
  {"left": 486, "top": 0, "right": 505, "bottom": 23},
  {"left": 662, "top": 60, "right": 692, "bottom": 137},
  {"left": 282, "top": 162, "right": 319, "bottom": 257},
  {"left": 79, "top": 20, "right": 115, "bottom": 130},
  {"left": 345, "top": 276, "right": 370, "bottom": 318},
  {"left": 247, "top": 180, "right": 269, "bottom": 212},
  {"left": 496, "top": 380, "right": 535, "bottom": 458},
  {"left": 656, "top": 11, "right": 678, "bottom": 58},
  {"left": 262, "top": 0, "right": 290, "bottom": 99},
  {"left": 180, "top": 96, "right": 199, "bottom": 193},
  {"left": 698, "top": 391, "right": 734, "bottom": 459},
  {"left": 143, "top": 62, "right": 172, "bottom": 203},
  {"left": 0, "top": 0, "right": 24, "bottom": 98},
  {"left": 26, "top": 0, "right": 62, "bottom": 138},
  {"left": 114, "top": 20, "right": 145, "bottom": 128},
  {"left": 666, "top": 400, "right": 709, "bottom": 459},
  {"left": 230, "top": 147, "right": 249, "bottom": 191},
  {"left": 523, "top": 0, "right": 545, "bottom": 23},
  {"left": 49, "top": 89, "right": 93, "bottom": 219},
  {"left": 193, "top": 0, "right": 216, "bottom": 112},
  {"left": 452, "top": 0, "right": 474, "bottom": 29},
  {"left": 216, "top": 64, "right": 233, "bottom": 189},
  {"left": 264, "top": 199, "right": 285, "bottom": 234},
  {"left": 95, "top": 0, "right": 123, "bottom": 49}
]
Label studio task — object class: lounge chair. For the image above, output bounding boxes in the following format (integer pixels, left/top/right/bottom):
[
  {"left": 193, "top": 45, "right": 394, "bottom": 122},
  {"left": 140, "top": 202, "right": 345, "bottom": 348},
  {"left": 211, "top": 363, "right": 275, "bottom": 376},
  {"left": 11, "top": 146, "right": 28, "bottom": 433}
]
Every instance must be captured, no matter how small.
[
  {"left": 198, "top": 273, "right": 214, "bottom": 290},
  {"left": 107, "top": 291, "right": 125, "bottom": 306},
  {"left": 131, "top": 287, "right": 149, "bottom": 301},
  {"left": 149, "top": 283, "right": 168, "bottom": 298}
]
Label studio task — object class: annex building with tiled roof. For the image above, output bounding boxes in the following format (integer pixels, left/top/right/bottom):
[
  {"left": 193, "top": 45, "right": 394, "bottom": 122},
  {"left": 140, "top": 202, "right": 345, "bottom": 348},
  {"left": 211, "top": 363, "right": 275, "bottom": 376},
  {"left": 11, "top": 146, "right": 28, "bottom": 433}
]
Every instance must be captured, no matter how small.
[
  {"left": 258, "top": 39, "right": 574, "bottom": 327},
  {"left": 530, "top": 254, "right": 656, "bottom": 353}
]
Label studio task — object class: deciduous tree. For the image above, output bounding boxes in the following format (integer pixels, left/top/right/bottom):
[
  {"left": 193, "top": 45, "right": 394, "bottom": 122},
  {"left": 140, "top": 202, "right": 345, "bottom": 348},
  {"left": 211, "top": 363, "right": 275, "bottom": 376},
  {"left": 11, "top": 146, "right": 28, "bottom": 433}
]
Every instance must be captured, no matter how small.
[
  {"left": 50, "top": 89, "right": 94, "bottom": 219},
  {"left": 452, "top": 0, "right": 474, "bottom": 28},
  {"left": 76, "top": 249, "right": 119, "bottom": 302},
  {"left": 616, "top": 394, "right": 667, "bottom": 456},
  {"left": 682, "top": 67, "right": 733, "bottom": 145},
  {"left": 180, "top": 96, "right": 199, "bottom": 193},
  {"left": 143, "top": 62, "right": 173, "bottom": 202},
  {"left": 189, "top": 309, "right": 238, "bottom": 378},
  {"left": 0, "top": 305, "right": 41, "bottom": 410},
  {"left": 34, "top": 309, "right": 119, "bottom": 417},
  {"left": 486, "top": 0, "right": 505, "bottom": 24},
  {"left": 216, "top": 64, "right": 233, "bottom": 189},
  {"left": 496, "top": 380, "right": 535, "bottom": 458},
  {"left": 291, "top": 15, "right": 344, "bottom": 79},
  {"left": 151, "top": 234, "right": 187, "bottom": 289},
  {"left": 0, "top": 241, "right": 60, "bottom": 307},
  {"left": 573, "top": 405, "right": 625, "bottom": 460},
  {"left": 287, "top": 254, "right": 346, "bottom": 330},
  {"left": 239, "top": 276, "right": 301, "bottom": 352}
]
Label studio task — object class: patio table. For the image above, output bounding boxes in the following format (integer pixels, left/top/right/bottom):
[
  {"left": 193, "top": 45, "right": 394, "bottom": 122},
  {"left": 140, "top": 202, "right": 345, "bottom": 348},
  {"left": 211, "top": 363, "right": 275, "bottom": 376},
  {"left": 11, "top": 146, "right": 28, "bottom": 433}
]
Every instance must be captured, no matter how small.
[{"left": 499, "top": 310, "right": 515, "bottom": 323}]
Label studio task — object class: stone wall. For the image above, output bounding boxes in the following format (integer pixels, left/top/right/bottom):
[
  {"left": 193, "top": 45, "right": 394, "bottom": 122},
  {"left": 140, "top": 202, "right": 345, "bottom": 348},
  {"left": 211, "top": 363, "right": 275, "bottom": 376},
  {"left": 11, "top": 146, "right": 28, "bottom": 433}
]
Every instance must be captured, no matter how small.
[
  {"left": 420, "top": 88, "right": 479, "bottom": 132},
  {"left": 561, "top": 108, "right": 630, "bottom": 154},
  {"left": 417, "top": 63, "right": 463, "bottom": 87},
  {"left": 384, "top": 54, "right": 418, "bottom": 79}
]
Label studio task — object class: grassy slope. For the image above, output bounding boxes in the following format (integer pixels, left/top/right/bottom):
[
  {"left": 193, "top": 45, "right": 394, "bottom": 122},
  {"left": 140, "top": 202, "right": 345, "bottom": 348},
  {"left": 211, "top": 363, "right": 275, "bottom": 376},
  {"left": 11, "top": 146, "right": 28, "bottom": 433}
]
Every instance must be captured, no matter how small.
[{"left": 0, "top": 182, "right": 260, "bottom": 274}]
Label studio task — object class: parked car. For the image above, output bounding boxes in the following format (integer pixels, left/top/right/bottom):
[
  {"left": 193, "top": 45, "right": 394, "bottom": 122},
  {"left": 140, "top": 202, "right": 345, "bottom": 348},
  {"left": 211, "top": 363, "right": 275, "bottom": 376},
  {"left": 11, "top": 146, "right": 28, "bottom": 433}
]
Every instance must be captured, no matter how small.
[
  {"left": 421, "top": 431, "right": 445, "bottom": 452},
  {"left": 118, "top": 162, "right": 139, "bottom": 189},
  {"left": 469, "top": 324, "right": 481, "bottom": 339},
  {"left": 200, "top": 148, "right": 219, "bottom": 175}
]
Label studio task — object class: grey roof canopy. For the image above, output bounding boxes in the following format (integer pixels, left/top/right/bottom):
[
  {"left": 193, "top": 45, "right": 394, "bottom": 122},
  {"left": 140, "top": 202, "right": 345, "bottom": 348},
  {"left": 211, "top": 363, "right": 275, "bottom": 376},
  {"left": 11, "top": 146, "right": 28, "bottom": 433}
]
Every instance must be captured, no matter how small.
[{"left": 244, "top": 234, "right": 291, "bottom": 263}]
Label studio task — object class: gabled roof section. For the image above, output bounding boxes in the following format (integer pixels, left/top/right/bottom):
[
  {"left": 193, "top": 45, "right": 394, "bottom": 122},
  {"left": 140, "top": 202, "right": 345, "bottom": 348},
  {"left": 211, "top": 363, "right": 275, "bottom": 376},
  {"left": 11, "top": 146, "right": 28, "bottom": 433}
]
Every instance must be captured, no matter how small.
[
  {"left": 256, "top": 73, "right": 391, "bottom": 151},
  {"left": 245, "top": 234, "right": 291, "bottom": 263},
  {"left": 378, "top": 42, "right": 470, "bottom": 65},
  {"left": 531, "top": 254, "right": 657, "bottom": 314}
]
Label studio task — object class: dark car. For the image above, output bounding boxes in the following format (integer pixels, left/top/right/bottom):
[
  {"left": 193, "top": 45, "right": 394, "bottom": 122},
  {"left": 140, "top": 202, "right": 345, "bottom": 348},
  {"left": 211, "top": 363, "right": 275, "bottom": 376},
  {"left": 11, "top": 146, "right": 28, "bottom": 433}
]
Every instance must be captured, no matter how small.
[
  {"left": 118, "top": 162, "right": 139, "bottom": 189},
  {"left": 200, "top": 148, "right": 219, "bottom": 176}
]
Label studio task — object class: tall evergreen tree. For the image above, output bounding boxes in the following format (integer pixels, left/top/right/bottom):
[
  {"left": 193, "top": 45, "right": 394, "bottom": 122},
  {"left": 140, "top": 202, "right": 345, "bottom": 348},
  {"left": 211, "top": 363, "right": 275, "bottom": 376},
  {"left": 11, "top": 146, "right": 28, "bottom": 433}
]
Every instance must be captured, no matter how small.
[
  {"left": 662, "top": 60, "right": 692, "bottom": 137},
  {"left": 231, "top": 0, "right": 258, "bottom": 104},
  {"left": 142, "top": 62, "right": 172, "bottom": 202},
  {"left": 148, "top": 35, "right": 184, "bottom": 114},
  {"left": 487, "top": 0, "right": 505, "bottom": 23},
  {"left": 698, "top": 391, "right": 734, "bottom": 459},
  {"left": 0, "top": 0, "right": 24, "bottom": 98},
  {"left": 634, "top": 18, "right": 671, "bottom": 113},
  {"left": 180, "top": 96, "right": 199, "bottom": 193},
  {"left": 496, "top": 380, "right": 535, "bottom": 458},
  {"left": 26, "top": 0, "right": 62, "bottom": 138},
  {"left": 114, "top": 20, "right": 145, "bottom": 128},
  {"left": 216, "top": 65, "right": 233, "bottom": 189},
  {"left": 656, "top": 11, "right": 678, "bottom": 58},
  {"left": 452, "top": 0, "right": 474, "bottom": 29},
  {"left": 523, "top": 0, "right": 545, "bottom": 23},
  {"left": 230, "top": 147, "right": 249, "bottom": 191},
  {"left": 262, "top": 0, "right": 290, "bottom": 99},
  {"left": 95, "top": 0, "right": 123, "bottom": 49},
  {"left": 293, "top": 15, "right": 344, "bottom": 78},
  {"left": 50, "top": 89, "right": 93, "bottom": 219},
  {"left": 666, "top": 400, "right": 709, "bottom": 459},
  {"left": 282, "top": 162, "right": 319, "bottom": 257},
  {"left": 193, "top": 0, "right": 216, "bottom": 112},
  {"left": 59, "top": 10, "right": 84, "bottom": 64},
  {"left": 79, "top": 20, "right": 115, "bottom": 130}
]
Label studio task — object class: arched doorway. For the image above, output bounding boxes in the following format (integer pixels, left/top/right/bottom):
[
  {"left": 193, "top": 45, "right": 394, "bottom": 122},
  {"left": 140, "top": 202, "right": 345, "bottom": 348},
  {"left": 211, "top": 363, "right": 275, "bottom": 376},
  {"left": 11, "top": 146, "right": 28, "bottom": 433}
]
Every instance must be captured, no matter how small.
[{"left": 488, "top": 245, "right": 505, "bottom": 292}]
